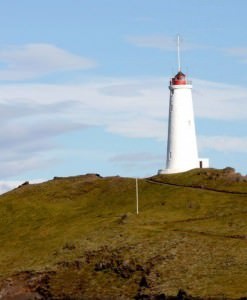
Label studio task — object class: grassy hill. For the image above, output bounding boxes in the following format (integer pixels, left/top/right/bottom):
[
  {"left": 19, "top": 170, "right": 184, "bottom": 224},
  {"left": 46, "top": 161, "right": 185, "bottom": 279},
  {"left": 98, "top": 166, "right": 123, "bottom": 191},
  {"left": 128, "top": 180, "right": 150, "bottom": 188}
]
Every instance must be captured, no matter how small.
[{"left": 0, "top": 168, "right": 247, "bottom": 299}]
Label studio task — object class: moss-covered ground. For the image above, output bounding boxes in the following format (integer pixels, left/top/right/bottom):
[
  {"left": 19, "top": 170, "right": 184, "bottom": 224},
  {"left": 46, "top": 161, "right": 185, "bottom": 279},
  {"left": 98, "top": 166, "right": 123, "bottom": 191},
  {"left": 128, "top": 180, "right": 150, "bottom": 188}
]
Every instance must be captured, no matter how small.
[{"left": 0, "top": 168, "right": 247, "bottom": 299}]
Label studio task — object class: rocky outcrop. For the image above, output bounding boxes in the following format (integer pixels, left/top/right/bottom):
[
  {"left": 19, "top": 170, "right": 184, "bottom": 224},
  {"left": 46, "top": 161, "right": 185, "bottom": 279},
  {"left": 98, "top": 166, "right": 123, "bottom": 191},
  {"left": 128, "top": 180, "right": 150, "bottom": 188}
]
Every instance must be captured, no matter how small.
[{"left": 0, "top": 271, "right": 54, "bottom": 300}]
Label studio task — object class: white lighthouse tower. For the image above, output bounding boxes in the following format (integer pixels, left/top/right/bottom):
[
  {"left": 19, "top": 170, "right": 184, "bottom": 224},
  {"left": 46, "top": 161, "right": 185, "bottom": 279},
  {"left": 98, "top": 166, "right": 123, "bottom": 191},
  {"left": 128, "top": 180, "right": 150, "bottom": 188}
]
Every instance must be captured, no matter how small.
[{"left": 159, "top": 36, "right": 209, "bottom": 174}]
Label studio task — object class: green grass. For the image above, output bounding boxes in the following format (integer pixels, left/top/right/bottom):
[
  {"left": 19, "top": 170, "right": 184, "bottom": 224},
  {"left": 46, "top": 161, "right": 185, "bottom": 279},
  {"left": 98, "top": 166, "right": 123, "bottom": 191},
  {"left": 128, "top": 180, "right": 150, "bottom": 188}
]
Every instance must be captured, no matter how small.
[
  {"left": 0, "top": 170, "right": 247, "bottom": 298},
  {"left": 152, "top": 167, "right": 247, "bottom": 193}
]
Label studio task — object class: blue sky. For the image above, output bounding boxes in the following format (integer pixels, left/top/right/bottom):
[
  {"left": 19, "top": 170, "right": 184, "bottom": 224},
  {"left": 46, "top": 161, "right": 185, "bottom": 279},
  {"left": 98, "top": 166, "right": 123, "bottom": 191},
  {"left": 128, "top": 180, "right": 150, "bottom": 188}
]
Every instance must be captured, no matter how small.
[{"left": 0, "top": 0, "right": 246, "bottom": 192}]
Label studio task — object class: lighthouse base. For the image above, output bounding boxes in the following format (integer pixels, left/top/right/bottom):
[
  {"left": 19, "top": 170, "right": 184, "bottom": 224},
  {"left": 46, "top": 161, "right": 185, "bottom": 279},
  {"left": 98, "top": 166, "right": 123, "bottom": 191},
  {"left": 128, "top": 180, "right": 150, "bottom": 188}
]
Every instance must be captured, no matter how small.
[
  {"left": 158, "top": 168, "right": 193, "bottom": 175},
  {"left": 158, "top": 158, "right": 209, "bottom": 175}
]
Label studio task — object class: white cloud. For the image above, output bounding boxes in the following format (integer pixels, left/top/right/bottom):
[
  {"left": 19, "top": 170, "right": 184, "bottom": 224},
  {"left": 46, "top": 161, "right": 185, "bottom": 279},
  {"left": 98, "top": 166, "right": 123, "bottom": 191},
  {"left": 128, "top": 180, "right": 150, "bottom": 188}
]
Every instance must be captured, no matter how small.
[
  {"left": 0, "top": 43, "right": 97, "bottom": 80},
  {"left": 0, "top": 76, "right": 246, "bottom": 178},
  {"left": 193, "top": 79, "right": 247, "bottom": 120},
  {"left": 110, "top": 152, "right": 163, "bottom": 163},
  {"left": 224, "top": 47, "right": 247, "bottom": 63},
  {"left": 0, "top": 78, "right": 168, "bottom": 135},
  {"left": 0, "top": 179, "right": 44, "bottom": 195},
  {"left": 0, "top": 77, "right": 246, "bottom": 141},
  {"left": 198, "top": 136, "right": 247, "bottom": 152},
  {"left": 106, "top": 118, "right": 165, "bottom": 140},
  {"left": 126, "top": 35, "right": 198, "bottom": 51},
  {"left": 1, "top": 77, "right": 247, "bottom": 127},
  {"left": 109, "top": 152, "right": 163, "bottom": 178}
]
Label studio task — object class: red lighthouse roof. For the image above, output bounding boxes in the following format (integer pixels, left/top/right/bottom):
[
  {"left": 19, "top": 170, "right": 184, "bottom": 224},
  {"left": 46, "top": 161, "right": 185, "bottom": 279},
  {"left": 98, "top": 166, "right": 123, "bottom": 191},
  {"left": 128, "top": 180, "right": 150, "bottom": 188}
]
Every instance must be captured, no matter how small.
[{"left": 171, "top": 71, "right": 187, "bottom": 85}]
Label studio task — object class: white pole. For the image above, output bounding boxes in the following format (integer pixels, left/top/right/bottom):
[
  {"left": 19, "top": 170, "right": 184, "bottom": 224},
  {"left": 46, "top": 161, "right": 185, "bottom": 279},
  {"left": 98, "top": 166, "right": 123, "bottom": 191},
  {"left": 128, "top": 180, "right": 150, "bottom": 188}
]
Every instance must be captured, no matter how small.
[
  {"left": 177, "top": 35, "right": 181, "bottom": 72},
  {"left": 136, "top": 178, "right": 139, "bottom": 215}
]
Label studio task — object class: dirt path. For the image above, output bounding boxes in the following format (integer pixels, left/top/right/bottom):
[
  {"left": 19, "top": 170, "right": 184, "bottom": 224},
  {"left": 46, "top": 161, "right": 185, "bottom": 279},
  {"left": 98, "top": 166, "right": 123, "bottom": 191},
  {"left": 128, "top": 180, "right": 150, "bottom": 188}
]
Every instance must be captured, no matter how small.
[{"left": 146, "top": 178, "right": 247, "bottom": 195}]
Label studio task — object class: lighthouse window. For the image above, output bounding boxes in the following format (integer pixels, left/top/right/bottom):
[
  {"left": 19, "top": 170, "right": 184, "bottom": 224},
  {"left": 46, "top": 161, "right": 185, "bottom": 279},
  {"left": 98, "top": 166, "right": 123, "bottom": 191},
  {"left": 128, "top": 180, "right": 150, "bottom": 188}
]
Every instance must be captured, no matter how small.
[
  {"left": 169, "top": 152, "right": 172, "bottom": 159},
  {"left": 170, "top": 104, "right": 173, "bottom": 112}
]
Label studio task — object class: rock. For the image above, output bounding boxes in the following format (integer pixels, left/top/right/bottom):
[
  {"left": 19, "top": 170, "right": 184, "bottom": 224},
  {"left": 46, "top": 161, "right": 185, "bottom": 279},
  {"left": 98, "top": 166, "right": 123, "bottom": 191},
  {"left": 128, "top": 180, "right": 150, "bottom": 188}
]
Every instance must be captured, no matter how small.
[
  {"left": 118, "top": 212, "right": 132, "bottom": 224},
  {"left": 223, "top": 167, "right": 235, "bottom": 174},
  {"left": 139, "top": 276, "right": 149, "bottom": 288},
  {"left": 17, "top": 181, "right": 29, "bottom": 188},
  {"left": 155, "top": 294, "right": 166, "bottom": 300},
  {"left": 177, "top": 289, "right": 193, "bottom": 300}
]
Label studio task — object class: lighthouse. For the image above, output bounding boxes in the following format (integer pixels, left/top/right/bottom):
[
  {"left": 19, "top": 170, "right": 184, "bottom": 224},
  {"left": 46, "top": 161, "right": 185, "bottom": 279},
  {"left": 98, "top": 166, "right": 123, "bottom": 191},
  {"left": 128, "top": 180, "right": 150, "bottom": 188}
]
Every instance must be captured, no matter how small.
[{"left": 159, "top": 37, "right": 209, "bottom": 174}]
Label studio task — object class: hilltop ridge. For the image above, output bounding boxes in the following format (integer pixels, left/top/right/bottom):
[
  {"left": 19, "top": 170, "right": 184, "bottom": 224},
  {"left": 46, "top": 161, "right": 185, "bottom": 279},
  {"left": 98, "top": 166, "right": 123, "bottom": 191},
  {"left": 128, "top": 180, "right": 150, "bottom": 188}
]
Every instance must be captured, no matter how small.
[{"left": 0, "top": 168, "right": 247, "bottom": 299}]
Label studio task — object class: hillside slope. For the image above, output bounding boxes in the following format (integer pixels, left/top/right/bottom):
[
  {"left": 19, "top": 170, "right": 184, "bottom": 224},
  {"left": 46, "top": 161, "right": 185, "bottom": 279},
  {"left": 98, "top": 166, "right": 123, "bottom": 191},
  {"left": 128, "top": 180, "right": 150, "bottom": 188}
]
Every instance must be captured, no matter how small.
[{"left": 0, "top": 168, "right": 247, "bottom": 299}]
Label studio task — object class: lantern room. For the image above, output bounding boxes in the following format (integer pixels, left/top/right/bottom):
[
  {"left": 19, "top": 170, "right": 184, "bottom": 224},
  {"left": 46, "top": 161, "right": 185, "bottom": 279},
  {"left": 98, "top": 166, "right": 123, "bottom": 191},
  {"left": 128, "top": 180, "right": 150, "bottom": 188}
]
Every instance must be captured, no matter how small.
[{"left": 171, "top": 71, "right": 188, "bottom": 85}]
